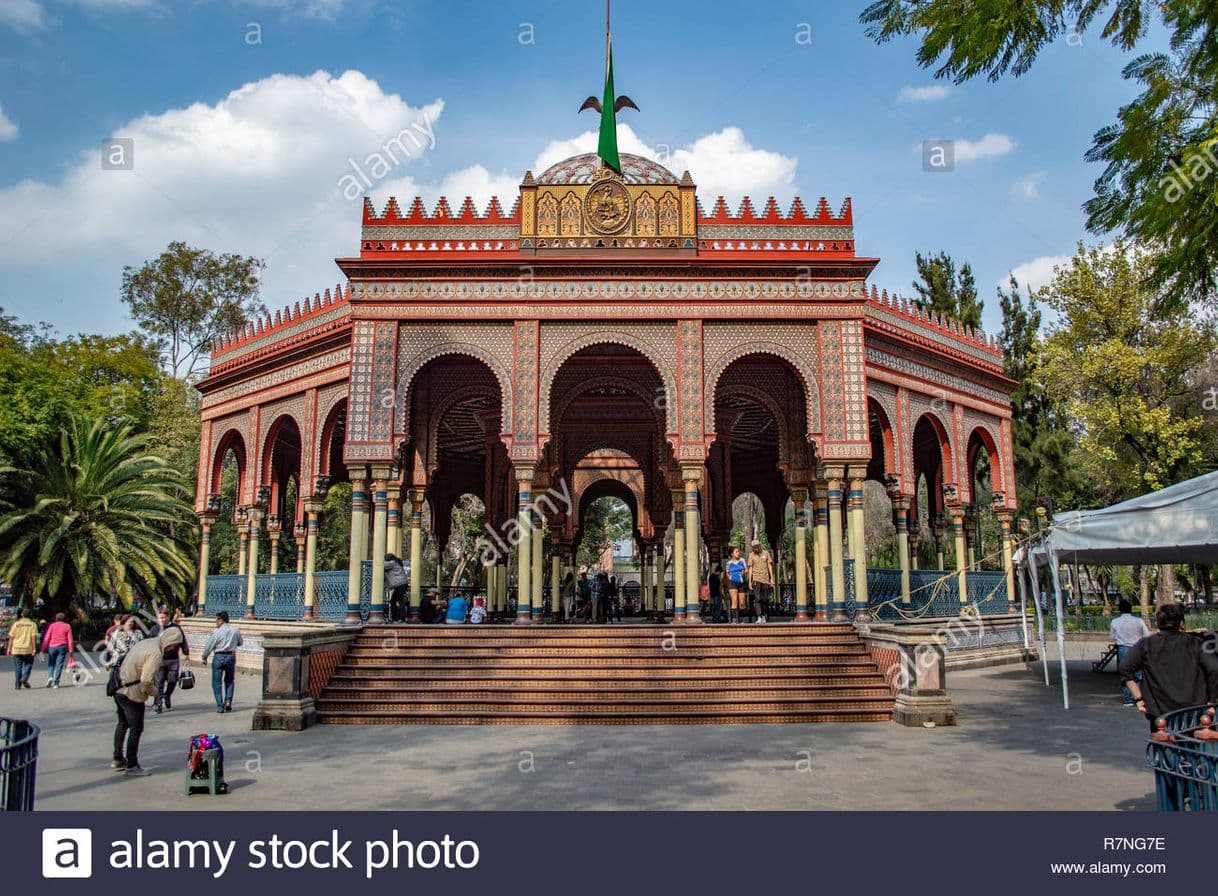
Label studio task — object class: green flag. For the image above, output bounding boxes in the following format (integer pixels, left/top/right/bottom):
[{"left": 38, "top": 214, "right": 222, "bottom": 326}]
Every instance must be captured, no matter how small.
[{"left": 598, "top": 46, "right": 621, "bottom": 174}]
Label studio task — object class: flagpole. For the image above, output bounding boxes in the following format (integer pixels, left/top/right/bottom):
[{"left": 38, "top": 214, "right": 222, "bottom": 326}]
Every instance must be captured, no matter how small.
[{"left": 605, "top": 0, "right": 612, "bottom": 79}]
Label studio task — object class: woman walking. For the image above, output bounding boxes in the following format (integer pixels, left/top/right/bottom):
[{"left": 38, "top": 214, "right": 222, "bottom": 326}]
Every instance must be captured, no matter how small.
[
  {"left": 41, "top": 612, "right": 75, "bottom": 688},
  {"left": 726, "top": 548, "right": 747, "bottom": 624}
]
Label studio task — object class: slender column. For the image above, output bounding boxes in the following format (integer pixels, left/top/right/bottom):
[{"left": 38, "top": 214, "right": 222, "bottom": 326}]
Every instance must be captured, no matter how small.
[
  {"left": 813, "top": 484, "right": 829, "bottom": 621},
  {"left": 894, "top": 496, "right": 912, "bottom": 606},
  {"left": 550, "top": 547, "right": 561, "bottom": 617},
  {"left": 406, "top": 488, "right": 425, "bottom": 622},
  {"left": 671, "top": 494, "right": 687, "bottom": 623},
  {"left": 531, "top": 514, "right": 544, "bottom": 620},
  {"left": 387, "top": 495, "right": 402, "bottom": 561},
  {"left": 909, "top": 524, "right": 921, "bottom": 571},
  {"left": 245, "top": 509, "right": 262, "bottom": 618},
  {"left": 345, "top": 472, "right": 369, "bottom": 622},
  {"left": 367, "top": 470, "right": 390, "bottom": 625},
  {"left": 268, "top": 521, "right": 282, "bottom": 575},
  {"left": 486, "top": 564, "right": 497, "bottom": 613},
  {"left": 197, "top": 512, "right": 217, "bottom": 613},
  {"left": 497, "top": 561, "right": 508, "bottom": 617},
  {"left": 964, "top": 504, "right": 978, "bottom": 570},
  {"left": 294, "top": 522, "right": 306, "bottom": 574},
  {"left": 848, "top": 471, "right": 870, "bottom": 623},
  {"left": 639, "top": 550, "right": 649, "bottom": 613},
  {"left": 683, "top": 466, "right": 703, "bottom": 624},
  {"left": 237, "top": 520, "right": 248, "bottom": 577},
  {"left": 302, "top": 498, "right": 322, "bottom": 619},
  {"left": 515, "top": 466, "right": 534, "bottom": 624},
  {"left": 949, "top": 504, "right": 968, "bottom": 604},
  {"left": 998, "top": 510, "right": 1017, "bottom": 613},
  {"left": 792, "top": 488, "right": 810, "bottom": 622},
  {"left": 826, "top": 469, "right": 847, "bottom": 621},
  {"left": 933, "top": 517, "right": 946, "bottom": 571}
]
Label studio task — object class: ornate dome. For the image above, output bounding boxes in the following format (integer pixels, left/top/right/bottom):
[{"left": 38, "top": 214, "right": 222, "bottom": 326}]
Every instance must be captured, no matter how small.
[{"left": 536, "top": 152, "right": 680, "bottom": 186}]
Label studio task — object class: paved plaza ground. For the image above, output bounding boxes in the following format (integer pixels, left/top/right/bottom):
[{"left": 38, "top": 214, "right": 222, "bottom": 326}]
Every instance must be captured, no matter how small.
[{"left": 4, "top": 637, "right": 1157, "bottom": 811}]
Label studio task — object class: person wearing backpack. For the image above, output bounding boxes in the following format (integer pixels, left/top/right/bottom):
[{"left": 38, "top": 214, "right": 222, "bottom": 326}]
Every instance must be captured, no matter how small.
[{"left": 111, "top": 626, "right": 184, "bottom": 777}]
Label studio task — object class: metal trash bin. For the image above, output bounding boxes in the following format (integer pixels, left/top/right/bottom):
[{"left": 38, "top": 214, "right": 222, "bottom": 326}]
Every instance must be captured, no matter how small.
[{"left": 0, "top": 717, "right": 39, "bottom": 812}]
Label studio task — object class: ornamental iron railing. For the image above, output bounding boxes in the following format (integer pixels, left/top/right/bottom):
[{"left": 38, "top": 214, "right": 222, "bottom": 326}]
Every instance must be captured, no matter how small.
[
  {"left": 0, "top": 718, "right": 39, "bottom": 812},
  {"left": 204, "top": 575, "right": 245, "bottom": 618},
  {"left": 253, "top": 573, "right": 305, "bottom": 620},
  {"left": 1147, "top": 705, "right": 1218, "bottom": 812}
]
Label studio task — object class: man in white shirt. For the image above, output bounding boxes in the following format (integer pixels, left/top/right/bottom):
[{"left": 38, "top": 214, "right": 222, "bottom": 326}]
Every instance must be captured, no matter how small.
[{"left": 1109, "top": 599, "right": 1150, "bottom": 706}]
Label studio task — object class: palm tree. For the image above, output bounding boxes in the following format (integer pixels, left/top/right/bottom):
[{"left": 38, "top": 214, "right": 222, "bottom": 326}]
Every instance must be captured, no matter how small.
[{"left": 0, "top": 416, "right": 197, "bottom": 616}]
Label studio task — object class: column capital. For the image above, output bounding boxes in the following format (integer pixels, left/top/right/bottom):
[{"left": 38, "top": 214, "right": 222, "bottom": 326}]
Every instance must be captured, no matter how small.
[
  {"left": 822, "top": 464, "right": 847, "bottom": 483},
  {"left": 303, "top": 497, "right": 324, "bottom": 515},
  {"left": 846, "top": 464, "right": 869, "bottom": 483},
  {"left": 408, "top": 486, "right": 426, "bottom": 507},
  {"left": 198, "top": 510, "right": 219, "bottom": 528},
  {"left": 892, "top": 494, "right": 912, "bottom": 513},
  {"left": 346, "top": 464, "right": 369, "bottom": 485},
  {"left": 369, "top": 465, "right": 393, "bottom": 484},
  {"left": 246, "top": 507, "right": 265, "bottom": 525},
  {"left": 680, "top": 463, "right": 704, "bottom": 484},
  {"left": 790, "top": 486, "right": 810, "bottom": 506},
  {"left": 513, "top": 463, "right": 536, "bottom": 484}
]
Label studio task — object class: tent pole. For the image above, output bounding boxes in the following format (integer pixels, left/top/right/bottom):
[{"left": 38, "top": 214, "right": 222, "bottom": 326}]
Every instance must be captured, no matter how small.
[
  {"left": 1047, "top": 549, "right": 1071, "bottom": 710},
  {"left": 1027, "top": 551, "right": 1049, "bottom": 686},
  {"left": 1017, "top": 561, "right": 1030, "bottom": 651}
]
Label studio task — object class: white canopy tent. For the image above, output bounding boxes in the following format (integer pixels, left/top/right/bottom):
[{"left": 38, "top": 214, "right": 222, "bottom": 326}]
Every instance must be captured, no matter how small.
[{"left": 1017, "top": 471, "right": 1218, "bottom": 709}]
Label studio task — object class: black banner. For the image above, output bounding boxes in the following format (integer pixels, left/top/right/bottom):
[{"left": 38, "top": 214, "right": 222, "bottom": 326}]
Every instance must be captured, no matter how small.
[{"left": 5, "top": 812, "right": 1207, "bottom": 894}]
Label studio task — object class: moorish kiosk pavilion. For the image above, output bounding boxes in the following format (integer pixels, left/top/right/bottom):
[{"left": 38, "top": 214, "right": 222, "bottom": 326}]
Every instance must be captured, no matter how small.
[{"left": 194, "top": 87, "right": 1023, "bottom": 726}]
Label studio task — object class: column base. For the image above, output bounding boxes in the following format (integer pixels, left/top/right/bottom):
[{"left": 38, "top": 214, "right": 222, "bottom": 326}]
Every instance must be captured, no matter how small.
[
  {"left": 301, "top": 607, "right": 317, "bottom": 622},
  {"left": 514, "top": 612, "right": 534, "bottom": 626},
  {"left": 831, "top": 608, "right": 849, "bottom": 623},
  {"left": 245, "top": 608, "right": 256, "bottom": 619},
  {"left": 252, "top": 697, "right": 317, "bottom": 732},
  {"left": 892, "top": 693, "right": 956, "bottom": 728},
  {"left": 854, "top": 607, "right": 872, "bottom": 625},
  {"left": 674, "top": 610, "right": 688, "bottom": 624},
  {"left": 794, "top": 609, "right": 810, "bottom": 623},
  {"left": 366, "top": 610, "right": 385, "bottom": 626},
  {"left": 344, "top": 610, "right": 362, "bottom": 624},
  {"left": 685, "top": 611, "right": 704, "bottom": 625},
  {"left": 813, "top": 610, "right": 830, "bottom": 622}
]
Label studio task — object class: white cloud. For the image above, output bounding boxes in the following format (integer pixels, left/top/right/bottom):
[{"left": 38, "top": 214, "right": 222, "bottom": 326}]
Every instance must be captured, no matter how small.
[
  {"left": 1006, "top": 254, "right": 1072, "bottom": 292},
  {"left": 953, "top": 133, "right": 1016, "bottom": 163},
  {"left": 0, "top": 70, "right": 442, "bottom": 318},
  {"left": 1011, "top": 172, "right": 1045, "bottom": 200},
  {"left": 0, "top": 105, "right": 17, "bottom": 142},
  {"left": 0, "top": 0, "right": 49, "bottom": 32},
  {"left": 898, "top": 85, "right": 951, "bottom": 102},
  {"left": 530, "top": 123, "right": 798, "bottom": 203}
]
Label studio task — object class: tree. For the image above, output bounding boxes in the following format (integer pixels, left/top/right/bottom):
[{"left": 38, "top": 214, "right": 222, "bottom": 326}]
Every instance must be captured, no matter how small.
[
  {"left": 578, "top": 497, "right": 632, "bottom": 569},
  {"left": 121, "top": 241, "right": 266, "bottom": 380},
  {"left": 997, "top": 275, "right": 1079, "bottom": 506},
  {"left": 1038, "top": 241, "right": 1217, "bottom": 501},
  {"left": 862, "top": 1, "right": 1218, "bottom": 302},
  {"left": 0, "top": 416, "right": 197, "bottom": 616},
  {"left": 912, "top": 251, "right": 984, "bottom": 328}
]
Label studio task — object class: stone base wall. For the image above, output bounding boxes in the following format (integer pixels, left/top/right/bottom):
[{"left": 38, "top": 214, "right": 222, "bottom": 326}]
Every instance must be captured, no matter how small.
[{"left": 181, "top": 618, "right": 353, "bottom": 675}]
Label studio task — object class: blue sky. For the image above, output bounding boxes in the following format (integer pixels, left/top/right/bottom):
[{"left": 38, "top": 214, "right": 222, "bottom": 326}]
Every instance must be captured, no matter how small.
[{"left": 0, "top": 0, "right": 1164, "bottom": 339}]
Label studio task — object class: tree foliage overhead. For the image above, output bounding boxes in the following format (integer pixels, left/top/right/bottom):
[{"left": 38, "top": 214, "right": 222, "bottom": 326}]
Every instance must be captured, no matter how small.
[
  {"left": 0, "top": 416, "right": 197, "bottom": 615},
  {"left": 121, "top": 240, "right": 266, "bottom": 380},
  {"left": 912, "top": 251, "right": 984, "bottom": 328},
  {"left": 1037, "top": 241, "right": 1217, "bottom": 501},
  {"left": 862, "top": 1, "right": 1218, "bottom": 302}
]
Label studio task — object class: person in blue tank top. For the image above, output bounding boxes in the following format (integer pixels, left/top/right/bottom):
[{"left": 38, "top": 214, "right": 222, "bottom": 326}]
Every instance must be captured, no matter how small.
[
  {"left": 726, "top": 547, "right": 747, "bottom": 624},
  {"left": 446, "top": 594, "right": 469, "bottom": 624}
]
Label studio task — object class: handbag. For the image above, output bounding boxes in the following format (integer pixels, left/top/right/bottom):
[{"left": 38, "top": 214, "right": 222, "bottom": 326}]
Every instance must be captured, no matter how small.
[{"left": 177, "top": 665, "right": 196, "bottom": 691}]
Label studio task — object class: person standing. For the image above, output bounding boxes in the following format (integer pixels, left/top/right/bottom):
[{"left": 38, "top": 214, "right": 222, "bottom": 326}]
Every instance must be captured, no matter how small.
[
  {"left": 152, "top": 608, "right": 189, "bottom": 713},
  {"left": 6, "top": 609, "right": 38, "bottom": 689},
  {"left": 747, "top": 539, "right": 775, "bottom": 624},
  {"left": 561, "top": 571, "right": 576, "bottom": 622},
  {"left": 1119, "top": 603, "right": 1218, "bottom": 731},
  {"left": 708, "top": 564, "right": 724, "bottom": 624},
  {"left": 578, "top": 571, "right": 592, "bottom": 620},
  {"left": 200, "top": 611, "right": 243, "bottom": 713},
  {"left": 112, "top": 626, "right": 185, "bottom": 776},
  {"left": 1109, "top": 598, "right": 1151, "bottom": 706},
  {"left": 384, "top": 553, "right": 410, "bottom": 622},
  {"left": 106, "top": 616, "right": 142, "bottom": 668},
  {"left": 40, "top": 611, "right": 74, "bottom": 688},
  {"left": 445, "top": 592, "right": 469, "bottom": 624},
  {"left": 726, "top": 548, "right": 748, "bottom": 624},
  {"left": 597, "top": 572, "right": 613, "bottom": 623}
]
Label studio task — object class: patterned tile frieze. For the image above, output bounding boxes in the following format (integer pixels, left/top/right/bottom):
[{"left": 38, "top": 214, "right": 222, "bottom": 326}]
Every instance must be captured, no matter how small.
[
  {"left": 194, "top": 419, "right": 213, "bottom": 510},
  {"left": 201, "top": 349, "right": 351, "bottom": 411},
  {"left": 202, "top": 367, "right": 349, "bottom": 424},
  {"left": 702, "top": 321, "right": 823, "bottom": 441},
  {"left": 513, "top": 321, "right": 540, "bottom": 455},
  {"left": 677, "top": 321, "right": 704, "bottom": 448},
  {"left": 346, "top": 321, "right": 377, "bottom": 451},
  {"left": 394, "top": 323, "right": 516, "bottom": 443},
  {"left": 865, "top": 306, "right": 1003, "bottom": 367},
  {"left": 538, "top": 323, "right": 679, "bottom": 438},
  {"left": 362, "top": 225, "right": 520, "bottom": 242},
  {"left": 698, "top": 225, "right": 854, "bottom": 241},
  {"left": 350, "top": 278, "right": 867, "bottom": 303},
  {"left": 209, "top": 304, "right": 351, "bottom": 368},
  {"left": 366, "top": 322, "right": 398, "bottom": 448},
  {"left": 841, "top": 320, "right": 868, "bottom": 444},
  {"left": 865, "top": 347, "right": 1010, "bottom": 406}
]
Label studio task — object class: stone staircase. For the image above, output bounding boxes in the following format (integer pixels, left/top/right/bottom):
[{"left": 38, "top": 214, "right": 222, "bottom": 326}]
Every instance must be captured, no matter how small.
[{"left": 316, "top": 624, "right": 894, "bottom": 725}]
